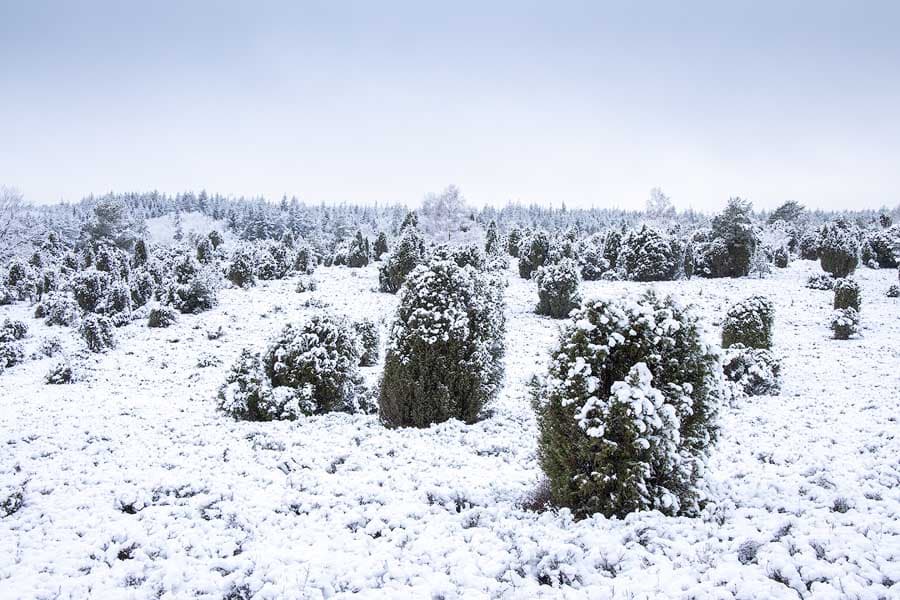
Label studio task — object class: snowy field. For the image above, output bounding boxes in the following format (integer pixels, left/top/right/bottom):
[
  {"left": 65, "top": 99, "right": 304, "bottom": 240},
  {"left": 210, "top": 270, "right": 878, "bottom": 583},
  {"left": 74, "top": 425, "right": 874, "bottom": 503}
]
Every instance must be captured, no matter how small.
[{"left": 1, "top": 261, "right": 899, "bottom": 599}]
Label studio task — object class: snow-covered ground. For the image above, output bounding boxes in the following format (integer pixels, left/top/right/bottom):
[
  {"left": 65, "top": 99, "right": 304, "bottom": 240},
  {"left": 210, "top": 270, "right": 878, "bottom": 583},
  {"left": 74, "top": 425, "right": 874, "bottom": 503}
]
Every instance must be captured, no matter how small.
[{"left": 1, "top": 261, "right": 899, "bottom": 599}]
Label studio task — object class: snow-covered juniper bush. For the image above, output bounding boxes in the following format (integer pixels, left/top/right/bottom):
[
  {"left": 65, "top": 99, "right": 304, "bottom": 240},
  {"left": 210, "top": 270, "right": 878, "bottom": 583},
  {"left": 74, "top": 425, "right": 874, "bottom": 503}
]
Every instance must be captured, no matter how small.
[
  {"left": 379, "top": 260, "right": 506, "bottom": 428},
  {"left": 80, "top": 314, "right": 116, "bottom": 352},
  {"left": 818, "top": 220, "right": 859, "bottom": 278},
  {"left": 721, "top": 295, "right": 775, "bottom": 350},
  {"left": 722, "top": 344, "right": 781, "bottom": 397},
  {"left": 147, "top": 304, "right": 178, "bottom": 328},
  {"left": 887, "top": 284, "right": 900, "bottom": 298},
  {"left": 806, "top": 274, "right": 835, "bottom": 291},
  {"left": 833, "top": 278, "right": 861, "bottom": 312},
  {"left": 517, "top": 230, "right": 551, "bottom": 279},
  {"left": 226, "top": 247, "right": 256, "bottom": 288},
  {"left": 219, "top": 314, "right": 367, "bottom": 420},
  {"left": 45, "top": 360, "right": 76, "bottom": 385},
  {"left": 378, "top": 225, "right": 427, "bottom": 293},
  {"left": 346, "top": 230, "right": 370, "bottom": 268},
  {"left": 533, "top": 291, "right": 724, "bottom": 518},
  {"left": 295, "top": 276, "right": 317, "bottom": 293},
  {"left": 830, "top": 308, "right": 860, "bottom": 340},
  {"left": 534, "top": 258, "right": 581, "bottom": 319},
  {"left": 353, "top": 319, "right": 380, "bottom": 367},
  {"left": 616, "top": 225, "right": 679, "bottom": 282}
]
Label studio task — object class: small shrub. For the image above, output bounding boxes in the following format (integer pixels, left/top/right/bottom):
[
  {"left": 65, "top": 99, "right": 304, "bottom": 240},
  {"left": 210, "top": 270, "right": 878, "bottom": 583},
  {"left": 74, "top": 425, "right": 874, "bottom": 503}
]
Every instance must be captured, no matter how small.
[
  {"left": 819, "top": 220, "right": 859, "bottom": 278},
  {"left": 887, "top": 284, "right": 900, "bottom": 298},
  {"left": 373, "top": 232, "right": 389, "bottom": 260},
  {"left": 227, "top": 248, "right": 256, "bottom": 288},
  {"left": 217, "top": 349, "right": 275, "bottom": 421},
  {"left": 830, "top": 308, "right": 860, "bottom": 340},
  {"left": 38, "top": 336, "right": 63, "bottom": 358},
  {"left": 0, "top": 341, "right": 25, "bottom": 373},
  {"left": 534, "top": 258, "right": 581, "bottom": 319},
  {"left": 772, "top": 245, "right": 790, "bottom": 268},
  {"left": 616, "top": 226, "right": 679, "bottom": 281},
  {"left": 0, "top": 319, "right": 28, "bottom": 342},
  {"left": 806, "top": 274, "right": 835, "bottom": 290},
  {"left": 533, "top": 291, "right": 724, "bottom": 518},
  {"left": 295, "top": 276, "right": 317, "bottom": 293},
  {"left": 346, "top": 231, "right": 371, "bottom": 268},
  {"left": 148, "top": 305, "right": 179, "bottom": 328},
  {"left": 80, "top": 314, "right": 116, "bottom": 352},
  {"left": 378, "top": 226, "right": 427, "bottom": 293},
  {"left": 833, "top": 278, "right": 861, "bottom": 312},
  {"left": 173, "top": 273, "right": 219, "bottom": 314},
  {"left": 258, "top": 314, "right": 363, "bottom": 416},
  {"left": 353, "top": 319, "right": 380, "bottom": 367},
  {"left": 723, "top": 344, "right": 781, "bottom": 397},
  {"left": 380, "top": 261, "right": 506, "bottom": 427},
  {"left": 45, "top": 361, "right": 76, "bottom": 384},
  {"left": 72, "top": 269, "right": 111, "bottom": 313},
  {"left": 518, "top": 230, "right": 551, "bottom": 279},
  {"left": 721, "top": 296, "right": 775, "bottom": 350}
]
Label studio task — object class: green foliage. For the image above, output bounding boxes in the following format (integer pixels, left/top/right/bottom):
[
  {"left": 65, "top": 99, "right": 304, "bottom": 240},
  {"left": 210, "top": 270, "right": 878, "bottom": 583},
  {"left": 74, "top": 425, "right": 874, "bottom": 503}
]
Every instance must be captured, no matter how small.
[
  {"left": 378, "top": 226, "right": 427, "bottom": 293},
  {"left": 833, "top": 278, "right": 861, "bottom": 311},
  {"left": 518, "top": 230, "right": 551, "bottom": 279},
  {"left": 818, "top": 220, "right": 859, "bottom": 278},
  {"left": 707, "top": 197, "right": 757, "bottom": 277},
  {"left": 227, "top": 247, "right": 256, "bottom": 288},
  {"left": 767, "top": 201, "right": 805, "bottom": 225},
  {"left": 723, "top": 344, "right": 781, "bottom": 397},
  {"left": 353, "top": 319, "right": 380, "bottom": 367},
  {"left": 534, "top": 258, "right": 581, "bottom": 319},
  {"left": 616, "top": 226, "right": 679, "bottom": 281},
  {"left": 347, "top": 231, "right": 371, "bottom": 268},
  {"left": 721, "top": 295, "right": 775, "bottom": 349},
  {"left": 379, "top": 261, "right": 506, "bottom": 428},
  {"left": 80, "top": 314, "right": 116, "bottom": 352},
  {"left": 830, "top": 308, "right": 860, "bottom": 340},
  {"left": 533, "top": 291, "right": 723, "bottom": 519},
  {"left": 484, "top": 220, "right": 501, "bottom": 255},
  {"left": 148, "top": 305, "right": 178, "bottom": 328},
  {"left": 373, "top": 232, "right": 389, "bottom": 260}
]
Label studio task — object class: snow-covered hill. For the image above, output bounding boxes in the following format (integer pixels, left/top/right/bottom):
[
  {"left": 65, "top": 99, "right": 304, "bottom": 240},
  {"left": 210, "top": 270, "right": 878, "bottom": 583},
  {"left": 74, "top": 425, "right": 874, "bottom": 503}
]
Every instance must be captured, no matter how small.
[{"left": 1, "top": 261, "right": 899, "bottom": 598}]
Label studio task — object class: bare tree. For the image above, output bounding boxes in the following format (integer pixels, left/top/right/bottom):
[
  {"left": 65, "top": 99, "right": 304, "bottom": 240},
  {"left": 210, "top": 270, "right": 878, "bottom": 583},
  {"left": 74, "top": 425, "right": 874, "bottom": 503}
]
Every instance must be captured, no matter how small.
[
  {"left": 421, "top": 184, "right": 467, "bottom": 242},
  {"left": 646, "top": 187, "right": 676, "bottom": 220},
  {"left": 0, "top": 186, "right": 35, "bottom": 261}
]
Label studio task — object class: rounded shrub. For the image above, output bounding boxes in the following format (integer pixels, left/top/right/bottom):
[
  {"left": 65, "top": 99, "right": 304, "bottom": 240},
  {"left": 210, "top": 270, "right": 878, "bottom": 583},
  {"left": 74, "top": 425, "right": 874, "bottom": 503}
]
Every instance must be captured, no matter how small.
[
  {"left": 295, "top": 276, "right": 317, "bottom": 293},
  {"left": 217, "top": 349, "right": 274, "bottom": 421},
  {"left": 379, "top": 260, "right": 506, "bottom": 428},
  {"left": 80, "top": 314, "right": 116, "bottom": 352},
  {"left": 517, "top": 230, "right": 551, "bottom": 279},
  {"left": 833, "top": 278, "right": 861, "bottom": 311},
  {"left": 261, "top": 314, "right": 363, "bottom": 415},
  {"left": 721, "top": 296, "right": 775, "bottom": 350},
  {"left": 0, "top": 341, "right": 25, "bottom": 373},
  {"left": 887, "top": 284, "right": 900, "bottom": 298},
  {"left": 830, "top": 308, "right": 860, "bottom": 340},
  {"left": 42, "top": 292, "right": 80, "bottom": 327},
  {"left": 534, "top": 258, "right": 581, "bottom": 319},
  {"left": 616, "top": 226, "right": 678, "bottom": 281},
  {"left": 148, "top": 305, "right": 178, "bottom": 328},
  {"left": 227, "top": 247, "right": 256, "bottom": 288},
  {"left": 72, "top": 269, "right": 111, "bottom": 313},
  {"left": 722, "top": 344, "right": 781, "bottom": 397},
  {"left": 806, "top": 274, "right": 835, "bottom": 291},
  {"left": 0, "top": 319, "right": 28, "bottom": 342},
  {"left": 818, "top": 220, "right": 859, "bottom": 278},
  {"left": 45, "top": 361, "right": 76, "bottom": 385},
  {"left": 533, "top": 291, "right": 724, "bottom": 518}
]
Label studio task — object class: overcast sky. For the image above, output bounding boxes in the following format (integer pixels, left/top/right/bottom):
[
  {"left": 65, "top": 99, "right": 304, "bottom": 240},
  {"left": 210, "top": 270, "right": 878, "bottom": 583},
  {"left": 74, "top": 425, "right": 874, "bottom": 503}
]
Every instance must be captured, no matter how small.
[{"left": 2, "top": 1, "right": 899, "bottom": 211}]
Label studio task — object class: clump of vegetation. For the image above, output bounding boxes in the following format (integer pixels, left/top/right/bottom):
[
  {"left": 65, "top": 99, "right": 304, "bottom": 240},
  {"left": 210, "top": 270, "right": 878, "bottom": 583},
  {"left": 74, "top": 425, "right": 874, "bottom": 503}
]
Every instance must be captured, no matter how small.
[
  {"left": 830, "top": 308, "right": 860, "bottom": 340},
  {"left": 378, "top": 226, "right": 427, "bottom": 293},
  {"left": 148, "top": 304, "right": 179, "bottom": 328},
  {"left": 818, "top": 220, "right": 859, "bottom": 278},
  {"left": 806, "top": 274, "right": 835, "bottom": 291},
  {"left": 723, "top": 344, "right": 781, "bottom": 397},
  {"left": 534, "top": 258, "right": 581, "bottom": 319},
  {"left": 833, "top": 278, "right": 861, "bottom": 312},
  {"left": 379, "top": 261, "right": 506, "bottom": 427},
  {"left": 617, "top": 226, "right": 679, "bottom": 281},
  {"left": 295, "top": 276, "right": 317, "bottom": 293},
  {"left": 517, "top": 230, "right": 551, "bottom": 279},
  {"left": 533, "top": 291, "right": 724, "bottom": 518},
  {"left": 219, "top": 313, "right": 366, "bottom": 420},
  {"left": 353, "top": 319, "right": 380, "bottom": 367},
  {"left": 45, "top": 360, "right": 77, "bottom": 384},
  {"left": 721, "top": 296, "right": 775, "bottom": 350},
  {"left": 79, "top": 314, "right": 116, "bottom": 352}
]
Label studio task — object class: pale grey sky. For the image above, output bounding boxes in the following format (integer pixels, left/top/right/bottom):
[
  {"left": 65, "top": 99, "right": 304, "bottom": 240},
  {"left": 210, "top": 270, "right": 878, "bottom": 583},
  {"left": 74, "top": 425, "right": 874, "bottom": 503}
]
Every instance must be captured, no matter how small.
[{"left": 2, "top": 1, "right": 899, "bottom": 210}]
